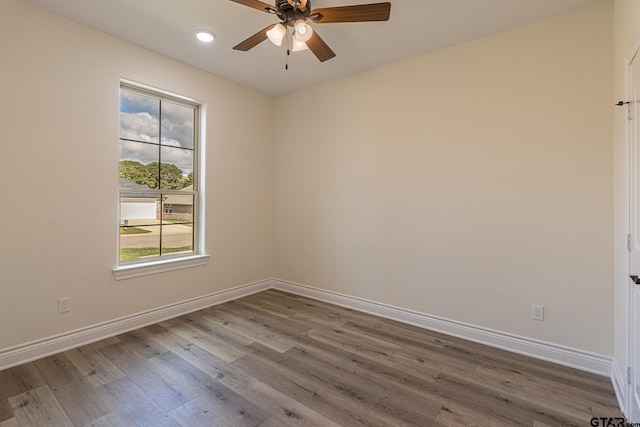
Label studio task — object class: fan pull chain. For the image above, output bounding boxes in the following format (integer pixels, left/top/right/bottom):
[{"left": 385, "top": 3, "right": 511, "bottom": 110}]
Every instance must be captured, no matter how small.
[{"left": 285, "top": 28, "right": 291, "bottom": 70}]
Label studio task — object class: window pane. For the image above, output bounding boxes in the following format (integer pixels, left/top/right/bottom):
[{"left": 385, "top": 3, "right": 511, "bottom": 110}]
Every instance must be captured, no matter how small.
[
  {"left": 119, "top": 90, "right": 160, "bottom": 144},
  {"left": 161, "top": 101, "right": 195, "bottom": 149},
  {"left": 161, "top": 194, "right": 194, "bottom": 256},
  {"left": 117, "top": 83, "right": 200, "bottom": 268},
  {"left": 160, "top": 146, "right": 194, "bottom": 190},
  {"left": 119, "top": 141, "right": 160, "bottom": 189},
  {"left": 120, "top": 195, "right": 162, "bottom": 261}
]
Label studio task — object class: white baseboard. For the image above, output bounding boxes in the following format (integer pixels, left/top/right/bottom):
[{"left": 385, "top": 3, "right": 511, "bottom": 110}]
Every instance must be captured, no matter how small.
[
  {"left": 271, "top": 279, "right": 615, "bottom": 377},
  {"left": 612, "top": 360, "right": 627, "bottom": 415},
  {"left": 0, "top": 276, "right": 616, "bottom": 383},
  {"left": 0, "top": 279, "right": 273, "bottom": 371}
]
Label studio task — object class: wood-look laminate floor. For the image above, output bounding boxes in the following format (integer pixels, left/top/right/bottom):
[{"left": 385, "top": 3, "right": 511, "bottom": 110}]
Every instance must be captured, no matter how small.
[{"left": 0, "top": 290, "right": 624, "bottom": 426}]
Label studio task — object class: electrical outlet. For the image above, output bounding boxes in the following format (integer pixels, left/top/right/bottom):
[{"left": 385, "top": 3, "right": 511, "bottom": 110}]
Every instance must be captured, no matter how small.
[
  {"left": 58, "top": 297, "right": 71, "bottom": 314},
  {"left": 289, "top": 260, "right": 294, "bottom": 271},
  {"left": 532, "top": 304, "right": 544, "bottom": 321}
]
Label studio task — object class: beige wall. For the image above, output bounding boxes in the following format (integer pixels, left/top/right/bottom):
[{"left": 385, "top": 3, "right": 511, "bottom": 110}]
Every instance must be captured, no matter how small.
[
  {"left": 0, "top": 0, "right": 617, "bottom": 363},
  {"left": 0, "top": 0, "right": 273, "bottom": 350},
  {"left": 613, "top": 0, "right": 640, "bottom": 391},
  {"left": 274, "top": 2, "right": 613, "bottom": 355}
]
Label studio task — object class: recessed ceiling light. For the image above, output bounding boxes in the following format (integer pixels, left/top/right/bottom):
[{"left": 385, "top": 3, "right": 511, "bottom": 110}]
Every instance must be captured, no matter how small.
[{"left": 196, "top": 30, "right": 215, "bottom": 43}]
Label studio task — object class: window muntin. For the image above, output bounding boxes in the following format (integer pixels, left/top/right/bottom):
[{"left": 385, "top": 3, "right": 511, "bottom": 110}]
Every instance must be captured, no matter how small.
[{"left": 118, "top": 84, "right": 199, "bottom": 265}]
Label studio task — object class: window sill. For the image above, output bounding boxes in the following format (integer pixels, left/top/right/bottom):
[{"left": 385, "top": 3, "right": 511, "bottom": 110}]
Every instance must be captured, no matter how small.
[{"left": 112, "top": 254, "right": 210, "bottom": 281}]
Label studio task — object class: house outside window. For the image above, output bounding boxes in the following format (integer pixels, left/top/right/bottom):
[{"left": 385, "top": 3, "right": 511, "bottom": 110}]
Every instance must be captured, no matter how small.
[{"left": 116, "top": 82, "right": 201, "bottom": 269}]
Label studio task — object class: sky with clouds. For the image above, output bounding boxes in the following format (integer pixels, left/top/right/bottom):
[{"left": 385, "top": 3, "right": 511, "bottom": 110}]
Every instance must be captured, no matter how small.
[{"left": 119, "top": 89, "right": 195, "bottom": 175}]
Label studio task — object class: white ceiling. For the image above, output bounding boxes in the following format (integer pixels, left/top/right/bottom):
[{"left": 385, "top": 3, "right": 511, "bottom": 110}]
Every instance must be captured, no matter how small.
[{"left": 20, "top": 0, "right": 604, "bottom": 96}]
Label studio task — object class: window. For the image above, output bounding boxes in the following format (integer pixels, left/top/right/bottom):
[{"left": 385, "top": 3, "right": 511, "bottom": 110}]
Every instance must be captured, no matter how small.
[{"left": 115, "top": 82, "right": 205, "bottom": 277}]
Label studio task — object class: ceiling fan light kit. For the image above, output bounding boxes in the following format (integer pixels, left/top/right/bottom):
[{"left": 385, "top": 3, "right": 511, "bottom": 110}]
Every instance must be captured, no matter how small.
[
  {"left": 292, "top": 38, "right": 309, "bottom": 52},
  {"left": 293, "top": 19, "right": 313, "bottom": 42},
  {"left": 266, "top": 23, "right": 287, "bottom": 45},
  {"left": 230, "top": 0, "right": 391, "bottom": 63}
]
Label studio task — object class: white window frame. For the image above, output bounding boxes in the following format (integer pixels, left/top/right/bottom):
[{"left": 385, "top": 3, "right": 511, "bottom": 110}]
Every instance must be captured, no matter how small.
[{"left": 113, "top": 80, "right": 208, "bottom": 280}]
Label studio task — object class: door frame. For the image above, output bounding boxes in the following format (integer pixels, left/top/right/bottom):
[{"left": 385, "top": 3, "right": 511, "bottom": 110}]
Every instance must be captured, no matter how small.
[{"left": 625, "top": 31, "right": 640, "bottom": 423}]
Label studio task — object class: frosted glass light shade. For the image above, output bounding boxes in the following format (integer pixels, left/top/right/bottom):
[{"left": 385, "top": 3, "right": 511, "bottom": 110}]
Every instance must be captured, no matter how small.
[
  {"left": 292, "top": 39, "right": 309, "bottom": 52},
  {"left": 267, "top": 24, "right": 286, "bottom": 46},
  {"left": 293, "top": 19, "right": 313, "bottom": 43}
]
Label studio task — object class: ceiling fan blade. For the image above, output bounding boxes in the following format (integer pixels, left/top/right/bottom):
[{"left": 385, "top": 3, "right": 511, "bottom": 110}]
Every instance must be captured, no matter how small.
[
  {"left": 306, "top": 31, "right": 336, "bottom": 62},
  {"left": 311, "top": 2, "right": 391, "bottom": 23},
  {"left": 229, "top": 0, "right": 277, "bottom": 14},
  {"left": 233, "top": 24, "right": 276, "bottom": 51}
]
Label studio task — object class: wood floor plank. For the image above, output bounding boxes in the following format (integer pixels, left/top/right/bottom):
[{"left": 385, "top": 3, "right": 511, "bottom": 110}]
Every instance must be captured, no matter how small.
[
  {"left": 180, "top": 311, "right": 255, "bottom": 347},
  {"left": 266, "top": 290, "right": 356, "bottom": 329},
  {"left": 148, "top": 351, "right": 271, "bottom": 427},
  {"left": 198, "top": 302, "right": 304, "bottom": 353},
  {"left": 591, "top": 400, "right": 628, "bottom": 419},
  {"left": 283, "top": 344, "right": 443, "bottom": 425},
  {"left": 33, "top": 354, "right": 111, "bottom": 426},
  {"left": 152, "top": 327, "right": 337, "bottom": 427},
  {"left": 304, "top": 326, "right": 402, "bottom": 360},
  {"left": 236, "top": 303, "right": 314, "bottom": 338},
  {"left": 288, "top": 312, "right": 351, "bottom": 330},
  {"left": 82, "top": 411, "right": 130, "bottom": 427},
  {"left": 116, "top": 327, "right": 171, "bottom": 359},
  {"left": 436, "top": 403, "right": 519, "bottom": 427},
  {"left": 0, "top": 417, "right": 18, "bottom": 427},
  {"left": 472, "top": 362, "right": 595, "bottom": 423},
  {"left": 369, "top": 393, "right": 443, "bottom": 427},
  {"left": 64, "top": 344, "right": 126, "bottom": 387},
  {"left": 96, "top": 376, "right": 182, "bottom": 427},
  {"left": 340, "top": 319, "right": 447, "bottom": 351},
  {"left": 524, "top": 355, "right": 619, "bottom": 397},
  {"left": 0, "top": 290, "right": 625, "bottom": 426},
  {"left": 232, "top": 344, "right": 386, "bottom": 427},
  {"left": 260, "top": 291, "right": 356, "bottom": 327},
  {"left": 433, "top": 369, "right": 584, "bottom": 426},
  {"left": 287, "top": 334, "right": 351, "bottom": 365},
  {"left": 167, "top": 398, "right": 235, "bottom": 427},
  {"left": 194, "top": 306, "right": 317, "bottom": 363},
  {"left": 393, "top": 343, "right": 480, "bottom": 375},
  {"left": 280, "top": 344, "right": 389, "bottom": 408},
  {"left": 0, "top": 363, "right": 46, "bottom": 423},
  {"left": 241, "top": 379, "right": 343, "bottom": 427},
  {"left": 483, "top": 358, "right": 617, "bottom": 408},
  {"left": 98, "top": 342, "right": 192, "bottom": 413},
  {"left": 232, "top": 296, "right": 294, "bottom": 319},
  {"left": 8, "top": 386, "right": 74, "bottom": 427},
  {"left": 206, "top": 313, "right": 298, "bottom": 353},
  {"left": 441, "top": 337, "right": 529, "bottom": 369},
  {"left": 532, "top": 421, "right": 555, "bottom": 427},
  {"left": 200, "top": 302, "right": 256, "bottom": 324},
  {"left": 342, "top": 353, "right": 440, "bottom": 396},
  {"left": 146, "top": 325, "right": 254, "bottom": 392},
  {"left": 89, "top": 337, "right": 121, "bottom": 349},
  {"left": 258, "top": 417, "right": 287, "bottom": 427},
  {"left": 160, "top": 317, "right": 248, "bottom": 362}
]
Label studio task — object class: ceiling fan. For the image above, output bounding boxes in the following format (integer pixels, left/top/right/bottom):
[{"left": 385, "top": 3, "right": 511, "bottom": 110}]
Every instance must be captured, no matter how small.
[{"left": 230, "top": 0, "right": 391, "bottom": 62}]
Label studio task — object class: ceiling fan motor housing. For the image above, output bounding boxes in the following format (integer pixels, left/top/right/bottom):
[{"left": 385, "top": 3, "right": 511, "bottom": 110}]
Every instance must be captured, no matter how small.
[
  {"left": 276, "top": 0, "right": 312, "bottom": 24},
  {"left": 279, "top": 0, "right": 311, "bottom": 10}
]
